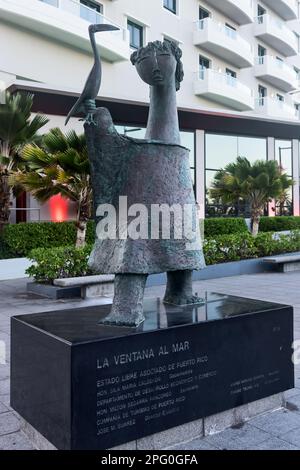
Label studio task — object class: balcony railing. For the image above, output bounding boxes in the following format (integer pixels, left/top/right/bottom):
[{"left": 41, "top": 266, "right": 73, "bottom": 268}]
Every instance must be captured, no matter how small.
[
  {"left": 39, "top": 0, "right": 58, "bottom": 6},
  {"left": 197, "top": 69, "right": 253, "bottom": 97},
  {"left": 37, "top": 0, "right": 127, "bottom": 40},
  {"left": 255, "top": 55, "right": 298, "bottom": 80},
  {"left": 254, "top": 14, "right": 298, "bottom": 55},
  {"left": 196, "top": 19, "right": 252, "bottom": 54},
  {"left": 256, "top": 97, "right": 298, "bottom": 119},
  {"left": 194, "top": 18, "right": 253, "bottom": 68}
]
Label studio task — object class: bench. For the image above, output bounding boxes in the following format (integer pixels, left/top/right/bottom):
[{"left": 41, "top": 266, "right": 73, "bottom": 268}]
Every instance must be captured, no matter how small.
[
  {"left": 53, "top": 275, "right": 115, "bottom": 299},
  {"left": 263, "top": 255, "right": 300, "bottom": 273}
]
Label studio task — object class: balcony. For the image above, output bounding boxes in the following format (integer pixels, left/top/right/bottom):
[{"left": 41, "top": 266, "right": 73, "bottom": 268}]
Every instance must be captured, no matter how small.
[
  {"left": 0, "top": 0, "right": 130, "bottom": 62},
  {"left": 204, "top": 0, "right": 254, "bottom": 25},
  {"left": 193, "top": 18, "right": 253, "bottom": 69},
  {"left": 255, "top": 97, "right": 299, "bottom": 120},
  {"left": 194, "top": 69, "right": 254, "bottom": 111},
  {"left": 260, "top": 0, "right": 298, "bottom": 21},
  {"left": 254, "top": 15, "right": 298, "bottom": 57},
  {"left": 254, "top": 56, "right": 298, "bottom": 92}
]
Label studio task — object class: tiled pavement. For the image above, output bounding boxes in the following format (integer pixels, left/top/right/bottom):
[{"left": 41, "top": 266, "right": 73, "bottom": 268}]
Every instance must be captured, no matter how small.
[{"left": 0, "top": 272, "right": 300, "bottom": 450}]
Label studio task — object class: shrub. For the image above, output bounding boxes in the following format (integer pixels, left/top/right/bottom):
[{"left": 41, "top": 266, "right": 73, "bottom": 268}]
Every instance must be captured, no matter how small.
[
  {"left": 255, "top": 231, "right": 300, "bottom": 257},
  {"left": 3, "top": 221, "right": 95, "bottom": 256},
  {"left": 0, "top": 233, "right": 18, "bottom": 260},
  {"left": 26, "top": 245, "right": 93, "bottom": 283},
  {"left": 204, "top": 218, "right": 248, "bottom": 238},
  {"left": 259, "top": 216, "right": 300, "bottom": 233},
  {"left": 24, "top": 230, "right": 300, "bottom": 283},
  {"left": 203, "top": 233, "right": 257, "bottom": 265}
]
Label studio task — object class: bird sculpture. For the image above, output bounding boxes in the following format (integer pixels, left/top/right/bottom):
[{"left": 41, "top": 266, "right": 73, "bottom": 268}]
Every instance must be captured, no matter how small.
[{"left": 65, "top": 23, "right": 119, "bottom": 126}]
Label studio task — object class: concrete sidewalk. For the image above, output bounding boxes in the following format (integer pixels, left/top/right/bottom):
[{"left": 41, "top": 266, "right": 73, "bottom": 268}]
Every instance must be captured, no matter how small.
[{"left": 0, "top": 272, "right": 300, "bottom": 450}]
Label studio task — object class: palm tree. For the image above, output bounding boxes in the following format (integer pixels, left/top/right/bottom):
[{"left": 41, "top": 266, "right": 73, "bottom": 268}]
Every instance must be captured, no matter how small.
[
  {"left": 210, "top": 157, "right": 293, "bottom": 236},
  {"left": 0, "top": 92, "right": 49, "bottom": 229},
  {"left": 10, "top": 128, "right": 92, "bottom": 247}
]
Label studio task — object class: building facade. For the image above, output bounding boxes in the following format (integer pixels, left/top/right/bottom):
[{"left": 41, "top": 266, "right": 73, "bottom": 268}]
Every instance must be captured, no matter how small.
[{"left": 1, "top": 0, "right": 300, "bottom": 221}]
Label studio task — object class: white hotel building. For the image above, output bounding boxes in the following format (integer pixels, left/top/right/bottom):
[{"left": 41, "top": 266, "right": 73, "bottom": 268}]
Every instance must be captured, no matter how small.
[{"left": 1, "top": 0, "right": 300, "bottom": 221}]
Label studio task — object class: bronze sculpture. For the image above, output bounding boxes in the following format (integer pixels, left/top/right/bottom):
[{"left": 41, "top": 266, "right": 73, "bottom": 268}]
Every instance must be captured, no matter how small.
[{"left": 66, "top": 27, "right": 205, "bottom": 327}]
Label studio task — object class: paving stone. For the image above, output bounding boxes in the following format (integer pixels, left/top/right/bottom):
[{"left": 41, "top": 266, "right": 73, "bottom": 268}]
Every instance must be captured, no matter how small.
[
  {"left": 136, "top": 418, "right": 203, "bottom": 450},
  {"left": 0, "top": 366, "right": 9, "bottom": 381},
  {"left": 168, "top": 438, "right": 218, "bottom": 451},
  {"left": 0, "top": 379, "right": 9, "bottom": 396},
  {"left": 254, "top": 437, "right": 298, "bottom": 450},
  {"left": 280, "top": 426, "right": 300, "bottom": 448},
  {"left": 0, "top": 394, "right": 11, "bottom": 408},
  {"left": 0, "top": 431, "right": 34, "bottom": 450},
  {"left": 0, "top": 412, "right": 20, "bottom": 436},
  {"left": 286, "top": 394, "right": 300, "bottom": 411},
  {"left": 0, "top": 402, "right": 8, "bottom": 414},
  {"left": 250, "top": 409, "right": 300, "bottom": 437},
  {"left": 200, "top": 423, "right": 270, "bottom": 450}
]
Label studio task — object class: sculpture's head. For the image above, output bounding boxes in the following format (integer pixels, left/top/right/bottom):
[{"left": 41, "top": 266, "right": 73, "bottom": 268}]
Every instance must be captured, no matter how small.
[{"left": 130, "top": 40, "right": 184, "bottom": 91}]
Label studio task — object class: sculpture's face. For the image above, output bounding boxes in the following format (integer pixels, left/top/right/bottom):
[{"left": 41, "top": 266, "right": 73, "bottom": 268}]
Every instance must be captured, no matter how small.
[{"left": 135, "top": 49, "right": 177, "bottom": 88}]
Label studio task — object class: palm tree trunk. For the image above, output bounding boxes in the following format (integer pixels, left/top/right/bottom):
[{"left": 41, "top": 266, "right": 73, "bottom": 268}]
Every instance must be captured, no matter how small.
[
  {"left": 251, "top": 207, "right": 261, "bottom": 237},
  {"left": 75, "top": 199, "right": 89, "bottom": 248},
  {"left": 76, "top": 220, "right": 87, "bottom": 248},
  {"left": 0, "top": 171, "right": 11, "bottom": 231}
]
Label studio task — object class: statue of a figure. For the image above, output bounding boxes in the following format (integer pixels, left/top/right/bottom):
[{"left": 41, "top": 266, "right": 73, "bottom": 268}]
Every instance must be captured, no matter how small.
[{"left": 68, "top": 29, "right": 205, "bottom": 327}]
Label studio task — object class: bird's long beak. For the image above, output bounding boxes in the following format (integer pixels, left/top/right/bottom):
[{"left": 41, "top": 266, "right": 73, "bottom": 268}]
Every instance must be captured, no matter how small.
[{"left": 94, "top": 24, "right": 120, "bottom": 33}]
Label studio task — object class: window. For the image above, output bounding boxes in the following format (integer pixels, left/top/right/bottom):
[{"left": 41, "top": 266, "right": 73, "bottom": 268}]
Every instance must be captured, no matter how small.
[
  {"left": 127, "top": 20, "right": 143, "bottom": 49},
  {"left": 258, "top": 45, "right": 267, "bottom": 57},
  {"left": 295, "top": 32, "right": 300, "bottom": 53},
  {"left": 199, "top": 55, "right": 210, "bottom": 79},
  {"left": 80, "top": 0, "right": 103, "bottom": 23},
  {"left": 258, "top": 85, "right": 267, "bottom": 106},
  {"left": 276, "top": 93, "right": 284, "bottom": 102},
  {"left": 226, "top": 68, "right": 237, "bottom": 87},
  {"left": 164, "top": 0, "right": 177, "bottom": 14},
  {"left": 39, "top": 0, "right": 58, "bottom": 6},
  {"left": 258, "top": 4, "right": 266, "bottom": 17},
  {"left": 205, "top": 134, "right": 267, "bottom": 218},
  {"left": 275, "top": 140, "right": 293, "bottom": 216},
  {"left": 180, "top": 132, "right": 196, "bottom": 187},
  {"left": 258, "top": 45, "right": 267, "bottom": 64},
  {"left": 199, "top": 6, "right": 210, "bottom": 20},
  {"left": 295, "top": 103, "right": 300, "bottom": 119},
  {"left": 225, "top": 23, "right": 237, "bottom": 39}
]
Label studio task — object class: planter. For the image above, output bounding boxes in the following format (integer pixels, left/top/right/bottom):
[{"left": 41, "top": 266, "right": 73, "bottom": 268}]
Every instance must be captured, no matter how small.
[
  {"left": 0, "top": 257, "right": 31, "bottom": 281},
  {"left": 27, "top": 282, "right": 81, "bottom": 300},
  {"left": 146, "top": 254, "right": 300, "bottom": 287}
]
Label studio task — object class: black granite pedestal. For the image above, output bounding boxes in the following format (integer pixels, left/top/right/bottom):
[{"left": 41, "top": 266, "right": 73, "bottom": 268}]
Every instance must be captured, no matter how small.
[{"left": 11, "top": 293, "right": 294, "bottom": 450}]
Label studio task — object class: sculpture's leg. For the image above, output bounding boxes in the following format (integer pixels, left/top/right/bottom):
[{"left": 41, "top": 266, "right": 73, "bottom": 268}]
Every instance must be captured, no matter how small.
[
  {"left": 100, "top": 274, "right": 148, "bottom": 327},
  {"left": 163, "top": 270, "right": 202, "bottom": 306}
]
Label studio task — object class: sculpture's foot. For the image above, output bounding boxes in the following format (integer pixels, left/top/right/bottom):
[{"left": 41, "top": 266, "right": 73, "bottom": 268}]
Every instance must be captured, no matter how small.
[
  {"left": 80, "top": 113, "right": 97, "bottom": 126},
  {"left": 163, "top": 293, "right": 203, "bottom": 306},
  {"left": 163, "top": 270, "right": 204, "bottom": 306},
  {"left": 99, "top": 273, "right": 148, "bottom": 328},
  {"left": 99, "top": 311, "right": 145, "bottom": 328}
]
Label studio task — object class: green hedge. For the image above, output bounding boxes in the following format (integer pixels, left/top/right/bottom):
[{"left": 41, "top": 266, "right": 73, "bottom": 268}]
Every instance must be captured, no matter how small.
[
  {"left": 26, "top": 231, "right": 300, "bottom": 283},
  {"left": 259, "top": 216, "right": 300, "bottom": 233},
  {"left": 3, "top": 221, "right": 95, "bottom": 256},
  {"left": 0, "top": 233, "right": 18, "bottom": 260},
  {"left": 26, "top": 245, "right": 93, "bottom": 283},
  {"left": 3, "top": 219, "right": 249, "bottom": 257},
  {"left": 204, "top": 218, "right": 248, "bottom": 237},
  {"left": 204, "top": 231, "right": 300, "bottom": 265}
]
